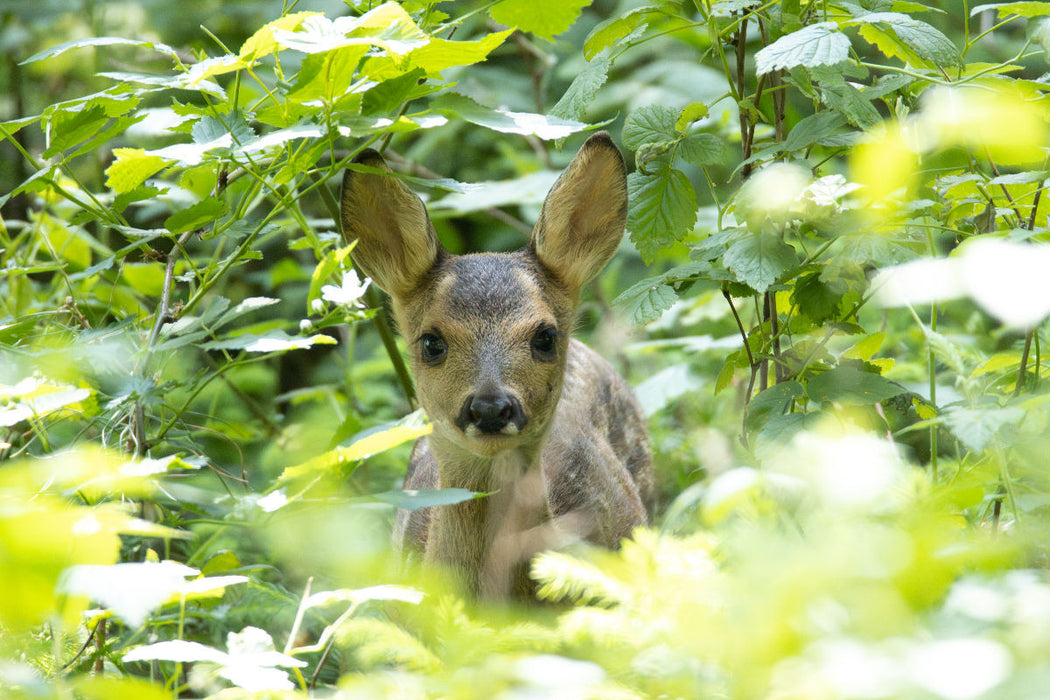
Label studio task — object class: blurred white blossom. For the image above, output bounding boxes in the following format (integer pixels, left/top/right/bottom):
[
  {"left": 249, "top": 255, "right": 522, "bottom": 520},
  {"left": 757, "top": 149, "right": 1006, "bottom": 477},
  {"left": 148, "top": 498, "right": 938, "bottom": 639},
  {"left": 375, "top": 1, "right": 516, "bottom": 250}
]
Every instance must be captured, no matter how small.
[{"left": 321, "top": 270, "right": 371, "bottom": 308}]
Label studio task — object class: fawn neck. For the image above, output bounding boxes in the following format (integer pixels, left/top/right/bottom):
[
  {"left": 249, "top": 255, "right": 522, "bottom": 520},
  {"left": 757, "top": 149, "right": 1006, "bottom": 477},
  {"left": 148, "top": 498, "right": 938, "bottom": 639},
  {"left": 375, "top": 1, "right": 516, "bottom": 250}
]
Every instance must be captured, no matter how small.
[{"left": 425, "top": 433, "right": 555, "bottom": 598}]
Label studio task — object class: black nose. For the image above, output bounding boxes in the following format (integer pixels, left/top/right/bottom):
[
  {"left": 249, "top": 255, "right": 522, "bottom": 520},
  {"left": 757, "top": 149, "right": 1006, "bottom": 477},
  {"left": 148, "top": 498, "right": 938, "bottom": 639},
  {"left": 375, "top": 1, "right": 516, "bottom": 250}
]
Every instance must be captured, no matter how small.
[{"left": 459, "top": 391, "right": 525, "bottom": 434}]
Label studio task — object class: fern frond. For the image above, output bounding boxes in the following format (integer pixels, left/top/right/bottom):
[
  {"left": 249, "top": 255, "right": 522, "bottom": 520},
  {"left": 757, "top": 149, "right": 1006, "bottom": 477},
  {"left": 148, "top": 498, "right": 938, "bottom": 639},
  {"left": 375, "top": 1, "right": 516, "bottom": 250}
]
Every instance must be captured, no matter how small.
[{"left": 531, "top": 550, "right": 628, "bottom": 606}]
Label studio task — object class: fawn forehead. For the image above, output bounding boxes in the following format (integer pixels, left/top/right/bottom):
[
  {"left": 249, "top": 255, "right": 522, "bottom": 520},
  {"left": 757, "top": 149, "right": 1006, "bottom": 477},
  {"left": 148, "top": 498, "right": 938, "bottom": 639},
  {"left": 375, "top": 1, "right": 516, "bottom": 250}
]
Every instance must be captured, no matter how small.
[{"left": 420, "top": 253, "right": 570, "bottom": 333}]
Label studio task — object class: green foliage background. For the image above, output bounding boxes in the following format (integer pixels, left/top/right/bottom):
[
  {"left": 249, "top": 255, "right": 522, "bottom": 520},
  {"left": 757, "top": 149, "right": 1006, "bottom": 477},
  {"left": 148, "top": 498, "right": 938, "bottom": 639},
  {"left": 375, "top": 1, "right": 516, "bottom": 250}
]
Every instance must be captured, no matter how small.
[{"left": 3, "top": 0, "right": 1050, "bottom": 697}]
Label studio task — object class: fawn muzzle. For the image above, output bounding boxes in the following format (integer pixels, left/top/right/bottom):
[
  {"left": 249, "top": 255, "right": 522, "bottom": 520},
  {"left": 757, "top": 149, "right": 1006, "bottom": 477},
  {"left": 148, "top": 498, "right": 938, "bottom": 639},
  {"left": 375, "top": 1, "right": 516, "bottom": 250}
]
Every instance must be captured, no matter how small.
[{"left": 457, "top": 386, "right": 527, "bottom": 436}]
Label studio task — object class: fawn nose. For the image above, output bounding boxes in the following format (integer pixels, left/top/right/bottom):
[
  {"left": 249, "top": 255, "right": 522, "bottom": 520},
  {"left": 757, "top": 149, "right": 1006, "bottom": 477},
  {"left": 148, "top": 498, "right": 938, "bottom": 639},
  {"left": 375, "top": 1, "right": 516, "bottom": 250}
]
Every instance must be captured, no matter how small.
[{"left": 459, "top": 390, "right": 526, "bottom": 435}]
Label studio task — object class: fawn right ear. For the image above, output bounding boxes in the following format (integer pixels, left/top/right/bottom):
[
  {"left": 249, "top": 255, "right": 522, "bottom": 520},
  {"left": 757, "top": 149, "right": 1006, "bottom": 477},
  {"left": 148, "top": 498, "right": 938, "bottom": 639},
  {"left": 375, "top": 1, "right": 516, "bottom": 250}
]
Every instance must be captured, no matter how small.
[{"left": 341, "top": 150, "right": 443, "bottom": 297}]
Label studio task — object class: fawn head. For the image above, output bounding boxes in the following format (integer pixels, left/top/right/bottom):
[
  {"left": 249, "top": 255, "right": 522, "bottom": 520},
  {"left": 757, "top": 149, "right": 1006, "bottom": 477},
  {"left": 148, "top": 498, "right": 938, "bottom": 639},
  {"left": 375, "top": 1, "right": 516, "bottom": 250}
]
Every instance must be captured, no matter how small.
[{"left": 341, "top": 133, "right": 627, "bottom": 463}]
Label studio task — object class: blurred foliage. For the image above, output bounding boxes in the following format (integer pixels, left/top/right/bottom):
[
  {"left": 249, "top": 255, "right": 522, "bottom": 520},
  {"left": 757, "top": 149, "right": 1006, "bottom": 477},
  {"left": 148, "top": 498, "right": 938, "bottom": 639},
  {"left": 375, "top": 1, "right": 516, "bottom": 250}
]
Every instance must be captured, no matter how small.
[{"left": 2, "top": 0, "right": 1050, "bottom": 698}]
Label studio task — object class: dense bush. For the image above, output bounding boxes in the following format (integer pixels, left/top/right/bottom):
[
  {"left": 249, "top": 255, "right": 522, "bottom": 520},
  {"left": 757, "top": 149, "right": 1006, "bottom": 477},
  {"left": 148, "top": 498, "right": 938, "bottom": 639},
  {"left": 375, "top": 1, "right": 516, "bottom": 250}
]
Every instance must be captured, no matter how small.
[{"left": 2, "top": 1, "right": 1050, "bottom": 698}]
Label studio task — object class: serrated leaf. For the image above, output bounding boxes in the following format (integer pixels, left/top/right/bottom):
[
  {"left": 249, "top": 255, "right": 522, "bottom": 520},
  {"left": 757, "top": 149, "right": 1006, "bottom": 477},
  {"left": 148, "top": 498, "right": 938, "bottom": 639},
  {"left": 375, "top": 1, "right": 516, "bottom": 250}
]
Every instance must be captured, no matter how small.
[
  {"left": 755, "top": 22, "right": 851, "bottom": 75},
  {"left": 782, "top": 111, "right": 848, "bottom": 152},
  {"left": 490, "top": 0, "right": 592, "bottom": 41},
  {"left": 626, "top": 168, "right": 698, "bottom": 264},
  {"left": 239, "top": 11, "right": 321, "bottom": 61},
  {"left": 746, "top": 381, "right": 805, "bottom": 433},
  {"left": 679, "top": 133, "right": 726, "bottom": 166},
  {"left": 852, "top": 13, "right": 962, "bottom": 68},
  {"left": 21, "top": 36, "right": 180, "bottom": 65},
  {"left": 200, "top": 331, "right": 337, "bottom": 353},
  {"left": 971, "top": 2, "right": 1050, "bottom": 18},
  {"left": 807, "top": 366, "right": 905, "bottom": 404},
  {"left": 550, "top": 52, "right": 611, "bottom": 121},
  {"left": 676, "top": 102, "right": 709, "bottom": 133},
  {"left": 274, "top": 5, "right": 428, "bottom": 55},
  {"left": 433, "top": 93, "right": 587, "bottom": 139},
  {"left": 400, "top": 29, "right": 513, "bottom": 74},
  {"left": 843, "top": 332, "right": 886, "bottom": 361},
  {"left": 105, "top": 148, "right": 168, "bottom": 194},
  {"left": 279, "top": 412, "right": 431, "bottom": 482},
  {"left": 44, "top": 105, "right": 110, "bottom": 158},
  {"left": 164, "top": 197, "right": 226, "bottom": 234},
  {"left": 613, "top": 279, "right": 678, "bottom": 326},
  {"left": 943, "top": 406, "right": 1025, "bottom": 452},
  {"left": 622, "top": 105, "right": 678, "bottom": 151},
  {"left": 372, "top": 488, "right": 482, "bottom": 510},
  {"left": 612, "top": 260, "right": 710, "bottom": 325},
  {"left": 723, "top": 231, "right": 798, "bottom": 293},
  {"left": 712, "top": 0, "right": 763, "bottom": 16},
  {"left": 584, "top": 8, "right": 652, "bottom": 59}
]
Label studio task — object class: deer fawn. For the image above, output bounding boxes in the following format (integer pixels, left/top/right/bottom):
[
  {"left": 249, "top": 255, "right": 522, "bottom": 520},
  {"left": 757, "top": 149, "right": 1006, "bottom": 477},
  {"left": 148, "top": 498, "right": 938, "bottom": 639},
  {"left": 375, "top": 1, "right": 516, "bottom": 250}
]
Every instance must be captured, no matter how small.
[{"left": 340, "top": 132, "right": 654, "bottom": 599}]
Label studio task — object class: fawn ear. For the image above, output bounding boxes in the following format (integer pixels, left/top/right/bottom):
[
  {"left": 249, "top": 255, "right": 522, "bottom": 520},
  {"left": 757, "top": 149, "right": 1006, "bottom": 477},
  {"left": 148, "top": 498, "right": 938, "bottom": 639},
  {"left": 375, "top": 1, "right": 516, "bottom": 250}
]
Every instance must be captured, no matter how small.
[
  {"left": 529, "top": 131, "right": 628, "bottom": 292},
  {"left": 341, "top": 150, "right": 443, "bottom": 297}
]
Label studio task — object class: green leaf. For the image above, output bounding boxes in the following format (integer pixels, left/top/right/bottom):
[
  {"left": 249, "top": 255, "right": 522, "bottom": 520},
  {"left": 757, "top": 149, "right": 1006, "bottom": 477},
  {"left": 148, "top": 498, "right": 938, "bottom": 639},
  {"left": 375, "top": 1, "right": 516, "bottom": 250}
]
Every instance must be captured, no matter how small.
[
  {"left": 43, "top": 106, "right": 110, "bottom": 159},
  {"left": 105, "top": 148, "right": 168, "bottom": 193},
  {"left": 239, "top": 11, "right": 321, "bottom": 61},
  {"left": 852, "top": 13, "right": 962, "bottom": 68},
  {"left": 164, "top": 197, "right": 227, "bottom": 234},
  {"left": 613, "top": 280, "right": 678, "bottom": 326},
  {"left": 399, "top": 29, "right": 513, "bottom": 74},
  {"left": 273, "top": 5, "right": 428, "bottom": 55},
  {"left": 822, "top": 80, "right": 882, "bottom": 130},
  {"left": 584, "top": 7, "right": 653, "bottom": 59},
  {"left": 432, "top": 93, "right": 588, "bottom": 140},
  {"left": 612, "top": 260, "right": 710, "bottom": 325},
  {"left": 970, "top": 2, "right": 1050, "bottom": 18},
  {"left": 21, "top": 36, "right": 180, "bottom": 65},
  {"left": 550, "top": 52, "right": 611, "bottom": 121},
  {"left": 746, "top": 381, "right": 804, "bottom": 433},
  {"left": 286, "top": 46, "right": 369, "bottom": 103},
  {"left": 489, "top": 0, "right": 592, "bottom": 41},
  {"left": 279, "top": 411, "right": 431, "bottom": 482},
  {"left": 711, "top": 0, "right": 762, "bottom": 16},
  {"left": 200, "top": 331, "right": 337, "bottom": 354},
  {"left": 372, "top": 488, "right": 482, "bottom": 510},
  {"left": 622, "top": 105, "right": 678, "bottom": 151},
  {"left": 676, "top": 102, "right": 709, "bottom": 133},
  {"left": 679, "top": 133, "right": 726, "bottom": 166},
  {"left": 626, "top": 168, "right": 698, "bottom": 264},
  {"left": 943, "top": 406, "right": 1025, "bottom": 452},
  {"left": 723, "top": 232, "right": 797, "bottom": 294},
  {"left": 806, "top": 366, "right": 906, "bottom": 404},
  {"left": 782, "top": 111, "right": 848, "bottom": 152},
  {"left": 755, "top": 22, "right": 851, "bottom": 75}
]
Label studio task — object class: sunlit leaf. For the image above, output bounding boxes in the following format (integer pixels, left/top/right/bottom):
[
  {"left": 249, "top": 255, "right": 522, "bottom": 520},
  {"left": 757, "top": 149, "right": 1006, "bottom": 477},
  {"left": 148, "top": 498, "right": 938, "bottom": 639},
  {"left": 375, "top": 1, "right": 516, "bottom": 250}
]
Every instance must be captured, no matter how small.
[
  {"left": 971, "top": 2, "right": 1050, "bottom": 18},
  {"left": 200, "top": 331, "right": 338, "bottom": 353},
  {"left": 239, "top": 11, "right": 321, "bottom": 61},
  {"left": 105, "top": 148, "right": 169, "bottom": 193},
  {"left": 433, "top": 93, "right": 589, "bottom": 139},
  {"left": 21, "top": 36, "right": 180, "bottom": 65},
  {"left": 489, "top": 0, "right": 592, "bottom": 41},
  {"left": 755, "top": 22, "right": 850, "bottom": 75},
  {"left": 279, "top": 411, "right": 431, "bottom": 482}
]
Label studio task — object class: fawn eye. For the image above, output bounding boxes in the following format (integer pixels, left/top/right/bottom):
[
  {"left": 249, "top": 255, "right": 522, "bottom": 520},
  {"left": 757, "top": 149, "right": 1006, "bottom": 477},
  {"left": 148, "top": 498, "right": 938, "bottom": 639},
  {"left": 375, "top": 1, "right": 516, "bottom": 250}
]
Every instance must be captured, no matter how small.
[
  {"left": 420, "top": 333, "right": 447, "bottom": 364},
  {"left": 530, "top": 326, "right": 559, "bottom": 361}
]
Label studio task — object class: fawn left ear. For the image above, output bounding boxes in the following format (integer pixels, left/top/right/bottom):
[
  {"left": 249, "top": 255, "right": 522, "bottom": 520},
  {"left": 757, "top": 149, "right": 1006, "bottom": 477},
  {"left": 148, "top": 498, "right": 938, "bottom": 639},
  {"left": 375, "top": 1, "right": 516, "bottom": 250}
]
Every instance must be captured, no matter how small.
[
  {"left": 529, "top": 131, "right": 628, "bottom": 292},
  {"left": 341, "top": 150, "right": 445, "bottom": 298}
]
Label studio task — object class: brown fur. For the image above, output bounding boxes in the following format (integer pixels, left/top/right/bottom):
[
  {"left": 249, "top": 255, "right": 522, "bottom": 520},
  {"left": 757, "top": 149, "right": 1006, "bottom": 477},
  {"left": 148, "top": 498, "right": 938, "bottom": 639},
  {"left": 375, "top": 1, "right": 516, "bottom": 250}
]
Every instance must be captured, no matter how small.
[{"left": 341, "top": 132, "right": 653, "bottom": 599}]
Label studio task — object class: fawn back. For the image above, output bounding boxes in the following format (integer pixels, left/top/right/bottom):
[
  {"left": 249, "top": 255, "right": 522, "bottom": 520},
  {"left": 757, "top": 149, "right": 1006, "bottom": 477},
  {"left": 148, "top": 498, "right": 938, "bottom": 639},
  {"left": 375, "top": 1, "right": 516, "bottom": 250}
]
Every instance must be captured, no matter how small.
[{"left": 341, "top": 132, "right": 653, "bottom": 598}]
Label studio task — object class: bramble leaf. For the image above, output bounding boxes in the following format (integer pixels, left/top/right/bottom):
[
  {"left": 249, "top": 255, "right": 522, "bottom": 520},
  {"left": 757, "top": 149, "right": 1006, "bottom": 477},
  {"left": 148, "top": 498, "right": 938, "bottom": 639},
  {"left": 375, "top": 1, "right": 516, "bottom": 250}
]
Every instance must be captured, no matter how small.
[
  {"left": 627, "top": 167, "right": 698, "bottom": 264},
  {"left": 489, "top": 0, "right": 592, "bottom": 41},
  {"left": 755, "top": 22, "right": 850, "bottom": 75}
]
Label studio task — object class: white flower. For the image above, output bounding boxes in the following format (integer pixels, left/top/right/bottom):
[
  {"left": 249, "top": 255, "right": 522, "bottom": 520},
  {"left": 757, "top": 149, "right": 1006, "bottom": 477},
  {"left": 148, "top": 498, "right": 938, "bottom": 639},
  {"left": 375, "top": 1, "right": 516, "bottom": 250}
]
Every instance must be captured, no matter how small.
[{"left": 320, "top": 270, "right": 371, "bottom": 309}]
